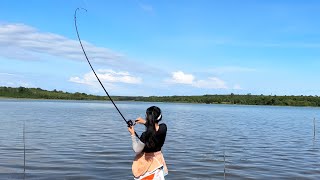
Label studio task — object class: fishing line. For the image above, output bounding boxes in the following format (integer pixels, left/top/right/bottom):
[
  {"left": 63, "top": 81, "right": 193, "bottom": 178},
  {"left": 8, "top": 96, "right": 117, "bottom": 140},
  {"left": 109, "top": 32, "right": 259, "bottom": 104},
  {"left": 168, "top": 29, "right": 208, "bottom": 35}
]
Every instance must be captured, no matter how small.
[{"left": 74, "top": 8, "right": 138, "bottom": 135}]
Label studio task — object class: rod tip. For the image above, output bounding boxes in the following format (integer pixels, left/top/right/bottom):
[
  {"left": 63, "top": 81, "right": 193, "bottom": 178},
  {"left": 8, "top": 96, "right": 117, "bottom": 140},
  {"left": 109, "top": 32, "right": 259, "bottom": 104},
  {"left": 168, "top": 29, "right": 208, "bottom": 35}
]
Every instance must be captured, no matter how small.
[{"left": 76, "top": 7, "right": 87, "bottom": 12}]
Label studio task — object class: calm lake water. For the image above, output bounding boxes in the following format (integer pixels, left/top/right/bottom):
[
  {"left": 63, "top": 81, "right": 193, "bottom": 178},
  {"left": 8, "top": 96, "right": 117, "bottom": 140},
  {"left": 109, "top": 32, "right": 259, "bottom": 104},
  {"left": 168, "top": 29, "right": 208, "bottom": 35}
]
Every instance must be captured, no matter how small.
[{"left": 0, "top": 99, "right": 320, "bottom": 179}]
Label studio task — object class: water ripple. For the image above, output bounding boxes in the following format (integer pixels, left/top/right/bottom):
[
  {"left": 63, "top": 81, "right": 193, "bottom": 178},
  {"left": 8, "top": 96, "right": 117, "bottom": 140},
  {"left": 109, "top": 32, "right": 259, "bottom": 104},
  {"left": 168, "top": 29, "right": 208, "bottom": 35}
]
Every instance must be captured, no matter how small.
[{"left": 1, "top": 100, "right": 320, "bottom": 179}]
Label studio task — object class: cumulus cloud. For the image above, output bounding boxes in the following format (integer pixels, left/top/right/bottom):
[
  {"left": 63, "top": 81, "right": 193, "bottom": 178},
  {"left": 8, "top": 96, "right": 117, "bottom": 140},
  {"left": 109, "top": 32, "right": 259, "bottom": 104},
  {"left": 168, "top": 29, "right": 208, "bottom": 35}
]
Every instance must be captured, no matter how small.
[
  {"left": 0, "top": 23, "right": 124, "bottom": 65},
  {"left": 167, "top": 71, "right": 228, "bottom": 89},
  {"left": 69, "top": 69, "right": 142, "bottom": 86},
  {"left": 168, "top": 71, "right": 194, "bottom": 84}
]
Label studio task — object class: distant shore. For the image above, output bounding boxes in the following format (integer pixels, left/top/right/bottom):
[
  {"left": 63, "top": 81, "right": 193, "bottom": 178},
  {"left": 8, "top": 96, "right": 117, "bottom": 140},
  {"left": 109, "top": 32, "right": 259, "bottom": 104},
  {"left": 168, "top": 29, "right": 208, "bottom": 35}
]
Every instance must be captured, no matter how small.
[{"left": 1, "top": 86, "right": 320, "bottom": 107}]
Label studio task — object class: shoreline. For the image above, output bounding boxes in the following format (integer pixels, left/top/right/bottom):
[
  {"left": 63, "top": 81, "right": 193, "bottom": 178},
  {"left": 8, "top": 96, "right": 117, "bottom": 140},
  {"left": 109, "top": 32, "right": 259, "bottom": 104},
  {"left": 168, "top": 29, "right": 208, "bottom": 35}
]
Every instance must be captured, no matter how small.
[
  {"left": 1, "top": 96, "right": 320, "bottom": 108},
  {"left": 1, "top": 86, "right": 320, "bottom": 108}
]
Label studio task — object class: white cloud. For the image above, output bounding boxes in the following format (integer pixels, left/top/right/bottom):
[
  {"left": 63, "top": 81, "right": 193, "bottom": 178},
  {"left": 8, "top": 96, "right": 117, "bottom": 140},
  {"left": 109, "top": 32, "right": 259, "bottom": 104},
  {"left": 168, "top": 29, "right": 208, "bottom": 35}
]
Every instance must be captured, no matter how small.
[
  {"left": 0, "top": 72, "right": 33, "bottom": 87},
  {"left": 168, "top": 71, "right": 195, "bottom": 84},
  {"left": 69, "top": 69, "right": 142, "bottom": 86},
  {"left": 0, "top": 23, "right": 124, "bottom": 65},
  {"left": 167, "top": 71, "right": 228, "bottom": 89},
  {"left": 0, "top": 72, "right": 28, "bottom": 87}
]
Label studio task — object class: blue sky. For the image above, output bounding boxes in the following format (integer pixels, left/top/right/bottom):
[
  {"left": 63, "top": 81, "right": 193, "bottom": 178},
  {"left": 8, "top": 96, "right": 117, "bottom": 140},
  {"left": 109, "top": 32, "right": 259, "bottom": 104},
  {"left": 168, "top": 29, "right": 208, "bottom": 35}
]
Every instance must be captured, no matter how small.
[{"left": 1, "top": 0, "right": 320, "bottom": 96}]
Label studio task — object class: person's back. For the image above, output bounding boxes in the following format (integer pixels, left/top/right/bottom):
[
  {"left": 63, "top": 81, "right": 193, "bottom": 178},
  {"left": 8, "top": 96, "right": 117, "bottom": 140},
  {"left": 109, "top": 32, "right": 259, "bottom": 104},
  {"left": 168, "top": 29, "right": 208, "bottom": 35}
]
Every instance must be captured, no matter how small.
[
  {"left": 128, "top": 106, "right": 168, "bottom": 180},
  {"left": 140, "top": 123, "right": 167, "bottom": 153}
]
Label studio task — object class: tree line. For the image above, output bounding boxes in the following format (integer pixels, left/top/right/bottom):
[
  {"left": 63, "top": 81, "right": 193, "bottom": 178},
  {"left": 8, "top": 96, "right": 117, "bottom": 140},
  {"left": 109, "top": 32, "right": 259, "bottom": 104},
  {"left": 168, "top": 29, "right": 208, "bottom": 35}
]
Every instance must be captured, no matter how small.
[{"left": 1, "top": 86, "right": 320, "bottom": 107}]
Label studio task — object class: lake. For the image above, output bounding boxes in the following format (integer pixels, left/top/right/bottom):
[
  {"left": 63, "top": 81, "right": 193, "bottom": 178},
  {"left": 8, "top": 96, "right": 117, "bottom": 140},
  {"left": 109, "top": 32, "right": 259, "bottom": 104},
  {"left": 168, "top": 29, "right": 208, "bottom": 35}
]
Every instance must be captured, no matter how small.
[{"left": 0, "top": 99, "right": 320, "bottom": 179}]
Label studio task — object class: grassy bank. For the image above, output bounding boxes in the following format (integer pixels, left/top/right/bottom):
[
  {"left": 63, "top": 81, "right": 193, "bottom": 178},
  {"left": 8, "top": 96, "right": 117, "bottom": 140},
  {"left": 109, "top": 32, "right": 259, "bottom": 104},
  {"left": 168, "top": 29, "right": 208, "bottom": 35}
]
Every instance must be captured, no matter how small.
[{"left": 1, "top": 86, "right": 320, "bottom": 107}]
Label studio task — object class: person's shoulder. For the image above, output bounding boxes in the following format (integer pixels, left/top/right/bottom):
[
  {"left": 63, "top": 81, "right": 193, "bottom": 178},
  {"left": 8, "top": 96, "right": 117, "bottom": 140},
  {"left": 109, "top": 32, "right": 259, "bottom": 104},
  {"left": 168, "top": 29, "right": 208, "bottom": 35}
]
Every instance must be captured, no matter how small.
[{"left": 159, "top": 123, "right": 167, "bottom": 131}]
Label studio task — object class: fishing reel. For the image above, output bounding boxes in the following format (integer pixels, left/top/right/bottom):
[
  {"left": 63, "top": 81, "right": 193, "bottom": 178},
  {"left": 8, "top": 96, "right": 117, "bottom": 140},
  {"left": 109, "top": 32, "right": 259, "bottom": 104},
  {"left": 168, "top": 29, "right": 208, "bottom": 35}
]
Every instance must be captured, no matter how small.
[
  {"left": 127, "top": 120, "right": 140, "bottom": 138},
  {"left": 127, "top": 120, "right": 135, "bottom": 127}
]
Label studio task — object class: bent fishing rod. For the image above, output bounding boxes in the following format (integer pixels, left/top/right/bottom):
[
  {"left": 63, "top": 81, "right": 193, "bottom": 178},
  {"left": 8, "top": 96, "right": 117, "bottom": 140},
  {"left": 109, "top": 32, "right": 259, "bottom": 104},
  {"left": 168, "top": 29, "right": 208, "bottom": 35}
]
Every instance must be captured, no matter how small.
[{"left": 74, "top": 8, "right": 138, "bottom": 136}]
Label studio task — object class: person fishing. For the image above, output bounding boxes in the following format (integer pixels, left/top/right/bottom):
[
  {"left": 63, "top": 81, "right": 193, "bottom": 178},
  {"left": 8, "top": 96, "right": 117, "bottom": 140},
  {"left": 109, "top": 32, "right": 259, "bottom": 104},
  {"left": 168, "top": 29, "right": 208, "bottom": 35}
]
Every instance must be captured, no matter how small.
[
  {"left": 128, "top": 106, "right": 168, "bottom": 180},
  {"left": 74, "top": 8, "right": 167, "bottom": 179}
]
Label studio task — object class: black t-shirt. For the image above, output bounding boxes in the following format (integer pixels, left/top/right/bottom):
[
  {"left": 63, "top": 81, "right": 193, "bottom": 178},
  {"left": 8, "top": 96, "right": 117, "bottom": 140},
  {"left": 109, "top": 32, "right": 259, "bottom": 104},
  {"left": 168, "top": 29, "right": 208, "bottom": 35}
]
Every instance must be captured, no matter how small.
[{"left": 140, "top": 123, "right": 167, "bottom": 153}]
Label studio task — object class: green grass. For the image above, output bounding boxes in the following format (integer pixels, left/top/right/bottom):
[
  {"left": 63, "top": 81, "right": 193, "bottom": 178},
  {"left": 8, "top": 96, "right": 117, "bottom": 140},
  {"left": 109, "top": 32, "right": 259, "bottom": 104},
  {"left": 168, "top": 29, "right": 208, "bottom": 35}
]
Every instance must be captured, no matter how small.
[{"left": 1, "top": 86, "right": 320, "bottom": 107}]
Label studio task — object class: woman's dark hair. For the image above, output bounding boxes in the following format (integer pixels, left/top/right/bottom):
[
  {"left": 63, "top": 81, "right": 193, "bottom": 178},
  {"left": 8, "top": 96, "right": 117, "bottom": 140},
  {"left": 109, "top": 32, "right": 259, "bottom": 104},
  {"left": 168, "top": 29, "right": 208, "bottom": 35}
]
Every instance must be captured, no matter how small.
[{"left": 144, "top": 106, "right": 162, "bottom": 148}]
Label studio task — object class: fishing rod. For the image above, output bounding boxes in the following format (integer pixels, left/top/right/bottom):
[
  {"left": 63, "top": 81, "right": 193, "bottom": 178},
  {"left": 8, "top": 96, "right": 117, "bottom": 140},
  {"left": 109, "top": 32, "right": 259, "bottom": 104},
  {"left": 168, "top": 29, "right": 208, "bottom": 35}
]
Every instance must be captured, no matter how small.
[{"left": 74, "top": 8, "right": 138, "bottom": 135}]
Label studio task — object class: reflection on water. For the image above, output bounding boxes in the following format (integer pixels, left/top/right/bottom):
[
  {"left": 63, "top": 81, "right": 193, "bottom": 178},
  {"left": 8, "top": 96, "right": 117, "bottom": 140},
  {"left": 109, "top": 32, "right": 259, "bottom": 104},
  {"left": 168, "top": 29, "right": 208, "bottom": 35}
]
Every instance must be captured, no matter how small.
[{"left": 0, "top": 99, "right": 320, "bottom": 179}]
